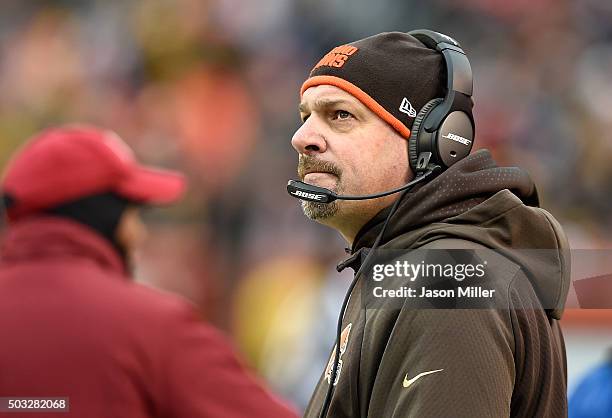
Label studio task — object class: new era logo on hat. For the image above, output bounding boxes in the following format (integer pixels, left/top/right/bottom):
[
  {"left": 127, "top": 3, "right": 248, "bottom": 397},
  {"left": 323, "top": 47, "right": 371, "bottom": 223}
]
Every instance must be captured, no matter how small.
[
  {"left": 1, "top": 125, "right": 186, "bottom": 219},
  {"left": 399, "top": 98, "right": 417, "bottom": 118}
]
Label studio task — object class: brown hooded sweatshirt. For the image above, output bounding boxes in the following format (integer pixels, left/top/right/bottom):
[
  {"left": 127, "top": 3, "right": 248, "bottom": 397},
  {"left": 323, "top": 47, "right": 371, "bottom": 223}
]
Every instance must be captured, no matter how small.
[{"left": 304, "top": 150, "right": 570, "bottom": 418}]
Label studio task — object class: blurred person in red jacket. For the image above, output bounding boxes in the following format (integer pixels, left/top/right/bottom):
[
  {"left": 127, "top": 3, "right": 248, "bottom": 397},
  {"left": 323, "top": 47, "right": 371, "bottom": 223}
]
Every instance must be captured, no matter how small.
[{"left": 0, "top": 125, "right": 297, "bottom": 418}]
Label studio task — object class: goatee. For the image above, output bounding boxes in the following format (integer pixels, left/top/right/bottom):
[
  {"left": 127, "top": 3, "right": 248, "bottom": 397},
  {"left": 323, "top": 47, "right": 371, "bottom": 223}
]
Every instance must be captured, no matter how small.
[{"left": 297, "top": 155, "right": 342, "bottom": 220}]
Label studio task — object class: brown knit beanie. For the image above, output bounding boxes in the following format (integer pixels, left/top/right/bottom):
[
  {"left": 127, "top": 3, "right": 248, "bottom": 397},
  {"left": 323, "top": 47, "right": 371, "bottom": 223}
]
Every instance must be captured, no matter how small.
[{"left": 301, "top": 32, "right": 445, "bottom": 138}]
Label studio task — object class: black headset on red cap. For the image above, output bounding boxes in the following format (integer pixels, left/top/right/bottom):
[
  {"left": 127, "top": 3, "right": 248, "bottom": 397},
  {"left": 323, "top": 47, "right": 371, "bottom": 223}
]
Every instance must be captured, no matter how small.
[{"left": 287, "top": 29, "right": 475, "bottom": 204}]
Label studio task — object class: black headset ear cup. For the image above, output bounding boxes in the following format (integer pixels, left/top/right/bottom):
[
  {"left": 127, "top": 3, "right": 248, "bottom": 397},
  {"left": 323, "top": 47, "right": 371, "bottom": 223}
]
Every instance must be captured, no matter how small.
[{"left": 408, "top": 98, "right": 443, "bottom": 171}]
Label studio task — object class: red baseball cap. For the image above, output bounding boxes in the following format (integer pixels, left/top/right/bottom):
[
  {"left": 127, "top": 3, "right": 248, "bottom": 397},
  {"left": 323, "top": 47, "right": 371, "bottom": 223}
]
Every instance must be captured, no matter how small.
[{"left": 1, "top": 125, "right": 186, "bottom": 219}]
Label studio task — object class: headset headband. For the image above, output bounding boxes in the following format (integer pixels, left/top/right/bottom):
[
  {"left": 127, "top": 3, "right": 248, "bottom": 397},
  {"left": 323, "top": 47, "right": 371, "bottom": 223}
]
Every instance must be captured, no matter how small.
[{"left": 407, "top": 29, "right": 474, "bottom": 132}]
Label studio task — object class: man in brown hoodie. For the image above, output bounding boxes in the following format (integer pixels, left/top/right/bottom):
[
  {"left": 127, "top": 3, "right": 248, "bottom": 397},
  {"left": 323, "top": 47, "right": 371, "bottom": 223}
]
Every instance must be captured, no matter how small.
[{"left": 289, "top": 31, "right": 570, "bottom": 417}]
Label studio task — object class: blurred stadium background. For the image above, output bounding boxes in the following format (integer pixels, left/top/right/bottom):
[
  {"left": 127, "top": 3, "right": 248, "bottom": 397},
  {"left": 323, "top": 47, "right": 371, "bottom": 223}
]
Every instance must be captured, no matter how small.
[{"left": 0, "top": 0, "right": 610, "bottom": 412}]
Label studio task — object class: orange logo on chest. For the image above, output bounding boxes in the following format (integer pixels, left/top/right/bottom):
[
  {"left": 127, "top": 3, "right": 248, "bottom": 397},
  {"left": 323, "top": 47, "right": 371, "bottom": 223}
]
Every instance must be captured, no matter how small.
[{"left": 324, "top": 323, "right": 352, "bottom": 386}]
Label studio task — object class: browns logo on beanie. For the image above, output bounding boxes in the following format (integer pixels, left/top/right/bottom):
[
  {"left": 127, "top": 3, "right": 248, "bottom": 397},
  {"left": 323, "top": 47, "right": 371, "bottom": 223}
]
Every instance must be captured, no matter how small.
[{"left": 300, "top": 32, "right": 445, "bottom": 138}]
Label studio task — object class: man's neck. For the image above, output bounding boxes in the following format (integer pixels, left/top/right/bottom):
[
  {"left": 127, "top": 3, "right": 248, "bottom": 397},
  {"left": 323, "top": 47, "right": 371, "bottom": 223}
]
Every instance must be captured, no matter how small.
[{"left": 319, "top": 212, "right": 378, "bottom": 249}]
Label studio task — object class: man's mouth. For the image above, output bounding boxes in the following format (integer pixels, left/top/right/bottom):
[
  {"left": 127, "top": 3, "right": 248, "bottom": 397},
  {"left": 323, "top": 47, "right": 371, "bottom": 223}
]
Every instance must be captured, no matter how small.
[
  {"left": 297, "top": 157, "right": 342, "bottom": 188},
  {"left": 302, "top": 171, "right": 337, "bottom": 182},
  {"left": 300, "top": 171, "right": 340, "bottom": 191}
]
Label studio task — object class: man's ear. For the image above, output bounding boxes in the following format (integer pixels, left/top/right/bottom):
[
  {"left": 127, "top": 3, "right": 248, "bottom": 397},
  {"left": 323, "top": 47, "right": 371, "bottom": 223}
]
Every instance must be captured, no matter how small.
[{"left": 115, "top": 207, "right": 147, "bottom": 252}]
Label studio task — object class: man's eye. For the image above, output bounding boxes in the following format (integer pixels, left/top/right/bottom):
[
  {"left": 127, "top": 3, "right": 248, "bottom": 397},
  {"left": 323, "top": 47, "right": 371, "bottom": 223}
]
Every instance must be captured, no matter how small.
[
  {"left": 333, "top": 110, "right": 353, "bottom": 120},
  {"left": 301, "top": 114, "right": 310, "bottom": 123}
]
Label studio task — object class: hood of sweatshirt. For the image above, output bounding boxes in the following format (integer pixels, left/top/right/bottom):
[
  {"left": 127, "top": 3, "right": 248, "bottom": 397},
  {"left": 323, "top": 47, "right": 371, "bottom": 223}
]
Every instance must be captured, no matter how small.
[{"left": 341, "top": 149, "right": 570, "bottom": 319}]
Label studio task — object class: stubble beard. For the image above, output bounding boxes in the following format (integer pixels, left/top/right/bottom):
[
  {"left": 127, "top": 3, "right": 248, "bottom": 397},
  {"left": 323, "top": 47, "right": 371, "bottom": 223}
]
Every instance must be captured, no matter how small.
[{"left": 301, "top": 194, "right": 340, "bottom": 220}]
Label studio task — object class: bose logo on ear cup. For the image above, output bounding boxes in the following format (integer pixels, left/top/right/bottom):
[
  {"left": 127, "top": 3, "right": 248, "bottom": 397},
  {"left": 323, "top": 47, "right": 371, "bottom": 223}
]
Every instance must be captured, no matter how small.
[{"left": 442, "top": 132, "right": 472, "bottom": 146}]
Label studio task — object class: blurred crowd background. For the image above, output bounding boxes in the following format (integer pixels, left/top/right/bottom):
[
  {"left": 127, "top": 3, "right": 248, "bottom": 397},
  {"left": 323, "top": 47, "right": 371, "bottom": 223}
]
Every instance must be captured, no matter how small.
[{"left": 0, "top": 0, "right": 611, "bottom": 412}]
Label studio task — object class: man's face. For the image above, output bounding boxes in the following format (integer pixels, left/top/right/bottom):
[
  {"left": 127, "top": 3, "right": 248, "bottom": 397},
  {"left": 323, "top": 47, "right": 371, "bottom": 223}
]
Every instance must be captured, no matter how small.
[{"left": 292, "top": 85, "right": 412, "bottom": 242}]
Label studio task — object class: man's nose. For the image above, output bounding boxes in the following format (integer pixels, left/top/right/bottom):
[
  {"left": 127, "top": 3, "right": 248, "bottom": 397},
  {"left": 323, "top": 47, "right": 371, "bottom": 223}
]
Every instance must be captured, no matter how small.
[{"left": 291, "top": 120, "right": 327, "bottom": 155}]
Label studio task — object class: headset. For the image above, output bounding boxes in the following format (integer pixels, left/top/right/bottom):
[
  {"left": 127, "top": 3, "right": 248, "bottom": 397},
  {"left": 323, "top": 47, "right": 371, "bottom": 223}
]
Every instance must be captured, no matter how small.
[
  {"left": 407, "top": 29, "right": 475, "bottom": 174},
  {"left": 287, "top": 30, "right": 475, "bottom": 418}
]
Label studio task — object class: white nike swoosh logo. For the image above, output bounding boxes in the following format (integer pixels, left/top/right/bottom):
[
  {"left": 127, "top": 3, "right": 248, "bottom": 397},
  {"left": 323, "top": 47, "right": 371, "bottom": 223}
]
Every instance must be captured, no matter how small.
[{"left": 403, "top": 369, "right": 444, "bottom": 388}]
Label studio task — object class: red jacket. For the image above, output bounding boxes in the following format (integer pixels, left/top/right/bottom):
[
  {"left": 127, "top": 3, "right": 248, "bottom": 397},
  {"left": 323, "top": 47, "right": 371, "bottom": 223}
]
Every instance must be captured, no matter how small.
[{"left": 0, "top": 217, "right": 297, "bottom": 418}]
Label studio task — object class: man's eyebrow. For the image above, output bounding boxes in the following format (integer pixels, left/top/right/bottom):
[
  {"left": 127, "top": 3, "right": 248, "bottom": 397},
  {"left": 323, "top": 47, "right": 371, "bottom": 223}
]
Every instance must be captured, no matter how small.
[{"left": 298, "top": 98, "right": 355, "bottom": 113}]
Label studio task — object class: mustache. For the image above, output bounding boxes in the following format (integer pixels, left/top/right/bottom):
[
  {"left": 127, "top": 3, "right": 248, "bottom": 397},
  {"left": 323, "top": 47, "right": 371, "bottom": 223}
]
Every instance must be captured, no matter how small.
[{"left": 297, "top": 156, "right": 342, "bottom": 180}]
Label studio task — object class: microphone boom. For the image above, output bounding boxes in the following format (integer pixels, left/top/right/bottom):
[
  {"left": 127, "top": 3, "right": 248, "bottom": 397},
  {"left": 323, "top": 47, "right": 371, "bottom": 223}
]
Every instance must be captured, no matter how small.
[{"left": 287, "top": 166, "right": 439, "bottom": 204}]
